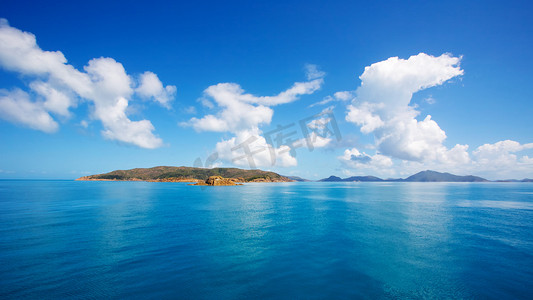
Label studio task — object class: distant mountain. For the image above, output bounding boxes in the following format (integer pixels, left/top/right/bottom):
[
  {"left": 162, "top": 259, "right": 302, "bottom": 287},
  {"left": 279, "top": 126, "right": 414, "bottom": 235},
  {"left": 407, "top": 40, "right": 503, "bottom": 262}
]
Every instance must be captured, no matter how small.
[
  {"left": 77, "top": 166, "right": 292, "bottom": 182},
  {"left": 318, "top": 170, "right": 489, "bottom": 182},
  {"left": 319, "top": 175, "right": 343, "bottom": 182},
  {"left": 286, "top": 176, "right": 310, "bottom": 182},
  {"left": 343, "top": 176, "right": 383, "bottom": 182},
  {"left": 319, "top": 175, "right": 383, "bottom": 182},
  {"left": 404, "top": 170, "right": 488, "bottom": 182},
  {"left": 495, "top": 178, "right": 533, "bottom": 182}
]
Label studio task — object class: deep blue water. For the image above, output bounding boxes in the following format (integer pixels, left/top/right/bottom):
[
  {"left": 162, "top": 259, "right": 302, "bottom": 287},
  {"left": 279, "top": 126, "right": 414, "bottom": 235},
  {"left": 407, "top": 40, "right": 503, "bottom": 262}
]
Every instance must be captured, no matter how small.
[{"left": 1, "top": 180, "right": 532, "bottom": 299}]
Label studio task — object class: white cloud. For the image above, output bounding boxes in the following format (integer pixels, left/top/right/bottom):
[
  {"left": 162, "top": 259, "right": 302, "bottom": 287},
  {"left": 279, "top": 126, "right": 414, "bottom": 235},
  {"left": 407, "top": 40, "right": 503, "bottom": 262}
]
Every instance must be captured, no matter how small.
[
  {"left": 184, "top": 106, "right": 196, "bottom": 114},
  {"left": 345, "top": 53, "right": 465, "bottom": 163},
  {"left": 0, "top": 89, "right": 58, "bottom": 133},
  {"left": 296, "top": 107, "right": 334, "bottom": 149},
  {"left": 424, "top": 95, "right": 436, "bottom": 104},
  {"left": 215, "top": 130, "right": 297, "bottom": 168},
  {"left": 30, "top": 81, "right": 75, "bottom": 117},
  {"left": 325, "top": 53, "right": 531, "bottom": 179},
  {"left": 339, "top": 140, "right": 533, "bottom": 180},
  {"left": 414, "top": 140, "right": 532, "bottom": 179},
  {"left": 136, "top": 71, "right": 177, "bottom": 108},
  {"left": 187, "top": 69, "right": 325, "bottom": 167},
  {"left": 474, "top": 140, "right": 533, "bottom": 157},
  {"left": 198, "top": 97, "right": 214, "bottom": 109},
  {"left": 442, "top": 144, "right": 471, "bottom": 165},
  {"left": 188, "top": 83, "right": 273, "bottom": 132},
  {"left": 346, "top": 102, "right": 384, "bottom": 134},
  {"left": 309, "top": 96, "right": 334, "bottom": 108},
  {"left": 305, "top": 64, "right": 326, "bottom": 80},
  {"left": 472, "top": 140, "right": 533, "bottom": 175},
  {"left": 307, "top": 117, "right": 331, "bottom": 130},
  {"left": 0, "top": 19, "right": 92, "bottom": 96},
  {"left": 187, "top": 75, "right": 323, "bottom": 133},
  {"left": 333, "top": 91, "right": 354, "bottom": 101},
  {"left": 303, "top": 132, "right": 332, "bottom": 148},
  {"left": 337, "top": 53, "right": 521, "bottom": 177},
  {"left": 339, "top": 147, "right": 393, "bottom": 172},
  {"left": 0, "top": 19, "right": 171, "bottom": 149},
  {"left": 97, "top": 97, "right": 163, "bottom": 149},
  {"left": 309, "top": 90, "right": 354, "bottom": 108},
  {"left": 82, "top": 57, "right": 163, "bottom": 148},
  {"left": 376, "top": 114, "right": 450, "bottom": 162},
  {"left": 355, "top": 53, "right": 463, "bottom": 110}
]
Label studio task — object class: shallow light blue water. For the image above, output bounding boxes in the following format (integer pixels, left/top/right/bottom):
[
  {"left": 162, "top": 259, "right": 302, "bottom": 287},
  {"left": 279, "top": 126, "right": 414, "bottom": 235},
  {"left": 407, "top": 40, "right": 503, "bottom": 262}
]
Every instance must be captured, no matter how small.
[{"left": 0, "top": 180, "right": 532, "bottom": 299}]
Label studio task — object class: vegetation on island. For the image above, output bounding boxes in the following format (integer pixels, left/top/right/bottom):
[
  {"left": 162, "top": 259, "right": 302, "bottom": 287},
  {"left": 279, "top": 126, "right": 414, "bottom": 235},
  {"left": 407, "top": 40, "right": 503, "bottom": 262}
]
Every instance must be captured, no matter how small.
[{"left": 76, "top": 166, "right": 292, "bottom": 183}]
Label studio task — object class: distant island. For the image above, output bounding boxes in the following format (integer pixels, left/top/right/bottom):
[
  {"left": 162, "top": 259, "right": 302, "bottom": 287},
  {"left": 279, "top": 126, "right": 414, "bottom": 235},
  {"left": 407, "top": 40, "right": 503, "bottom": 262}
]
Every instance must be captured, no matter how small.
[
  {"left": 76, "top": 166, "right": 292, "bottom": 183},
  {"left": 319, "top": 170, "right": 531, "bottom": 182}
]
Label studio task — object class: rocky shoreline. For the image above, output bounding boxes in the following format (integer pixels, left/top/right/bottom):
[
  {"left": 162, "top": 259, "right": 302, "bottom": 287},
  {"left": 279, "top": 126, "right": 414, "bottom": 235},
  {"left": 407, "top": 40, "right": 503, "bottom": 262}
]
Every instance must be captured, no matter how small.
[
  {"left": 75, "top": 176, "right": 200, "bottom": 183},
  {"left": 190, "top": 176, "right": 243, "bottom": 186}
]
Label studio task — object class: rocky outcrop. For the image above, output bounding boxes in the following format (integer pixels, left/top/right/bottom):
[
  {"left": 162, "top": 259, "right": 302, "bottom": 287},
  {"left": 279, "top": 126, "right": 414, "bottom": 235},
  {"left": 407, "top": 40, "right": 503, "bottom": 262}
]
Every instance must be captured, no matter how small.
[{"left": 192, "top": 176, "right": 244, "bottom": 186}]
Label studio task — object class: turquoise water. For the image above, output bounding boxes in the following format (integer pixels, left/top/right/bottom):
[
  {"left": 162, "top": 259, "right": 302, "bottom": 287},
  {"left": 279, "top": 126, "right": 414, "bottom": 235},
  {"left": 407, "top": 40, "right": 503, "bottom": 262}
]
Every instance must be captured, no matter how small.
[{"left": 1, "top": 180, "right": 532, "bottom": 299}]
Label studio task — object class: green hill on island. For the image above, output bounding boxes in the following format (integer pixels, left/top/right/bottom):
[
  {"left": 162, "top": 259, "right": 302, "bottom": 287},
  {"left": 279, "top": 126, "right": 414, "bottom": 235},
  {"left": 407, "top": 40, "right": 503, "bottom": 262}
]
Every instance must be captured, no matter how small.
[{"left": 76, "top": 166, "right": 292, "bottom": 182}]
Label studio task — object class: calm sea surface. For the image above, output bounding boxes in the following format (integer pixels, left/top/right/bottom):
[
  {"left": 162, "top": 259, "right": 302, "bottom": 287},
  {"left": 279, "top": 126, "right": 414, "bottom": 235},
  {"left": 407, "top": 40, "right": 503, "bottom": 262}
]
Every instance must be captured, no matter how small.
[{"left": 0, "top": 180, "right": 532, "bottom": 299}]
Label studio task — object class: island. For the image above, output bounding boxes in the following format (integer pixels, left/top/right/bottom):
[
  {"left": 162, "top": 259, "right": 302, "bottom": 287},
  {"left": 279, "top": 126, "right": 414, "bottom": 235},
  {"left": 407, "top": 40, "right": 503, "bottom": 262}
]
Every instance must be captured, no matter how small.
[
  {"left": 318, "top": 170, "right": 488, "bottom": 182},
  {"left": 76, "top": 166, "right": 292, "bottom": 184}
]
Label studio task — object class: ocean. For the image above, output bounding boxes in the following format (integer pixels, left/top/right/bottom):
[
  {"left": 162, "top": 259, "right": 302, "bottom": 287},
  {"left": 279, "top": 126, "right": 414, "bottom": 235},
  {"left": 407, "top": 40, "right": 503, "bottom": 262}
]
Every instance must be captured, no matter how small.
[{"left": 1, "top": 180, "right": 532, "bottom": 299}]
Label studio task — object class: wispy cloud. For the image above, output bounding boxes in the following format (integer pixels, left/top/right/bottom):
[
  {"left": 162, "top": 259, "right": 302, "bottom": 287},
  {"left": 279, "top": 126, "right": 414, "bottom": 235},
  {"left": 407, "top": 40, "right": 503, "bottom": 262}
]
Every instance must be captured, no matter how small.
[
  {"left": 184, "top": 66, "right": 325, "bottom": 167},
  {"left": 309, "top": 91, "right": 354, "bottom": 108},
  {"left": 424, "top": 95, "right": 436, "bottom": 104}
]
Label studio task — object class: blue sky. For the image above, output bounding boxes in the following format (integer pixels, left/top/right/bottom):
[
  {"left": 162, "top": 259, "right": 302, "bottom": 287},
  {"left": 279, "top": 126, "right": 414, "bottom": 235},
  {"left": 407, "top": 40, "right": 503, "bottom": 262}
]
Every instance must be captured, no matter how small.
[{"left": 0, "top": 0, "right": 532, "bottom": 180}]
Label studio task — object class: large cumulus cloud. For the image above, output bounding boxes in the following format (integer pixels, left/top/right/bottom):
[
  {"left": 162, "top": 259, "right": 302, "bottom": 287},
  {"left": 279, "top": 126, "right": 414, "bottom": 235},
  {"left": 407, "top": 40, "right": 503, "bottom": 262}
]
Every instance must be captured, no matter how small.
[{"left": 0, "top": 19, "right": 175, "bottom": 148}]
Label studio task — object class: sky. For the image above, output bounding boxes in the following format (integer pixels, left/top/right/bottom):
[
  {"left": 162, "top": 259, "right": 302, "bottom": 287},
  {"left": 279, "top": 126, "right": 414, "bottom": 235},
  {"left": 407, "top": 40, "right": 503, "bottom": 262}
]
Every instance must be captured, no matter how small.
[{"left": 0, "top": 0, "right": 532, "bottom": 180}]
